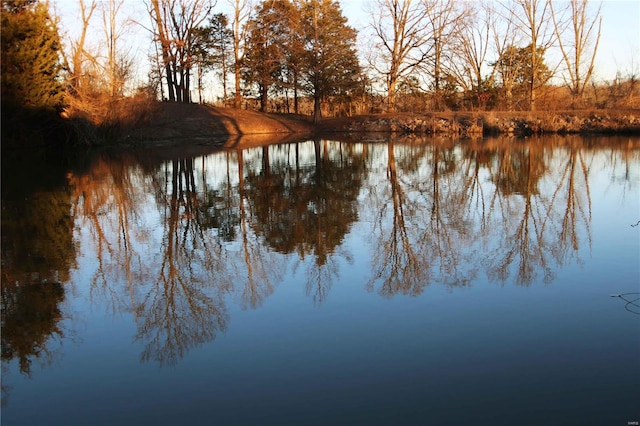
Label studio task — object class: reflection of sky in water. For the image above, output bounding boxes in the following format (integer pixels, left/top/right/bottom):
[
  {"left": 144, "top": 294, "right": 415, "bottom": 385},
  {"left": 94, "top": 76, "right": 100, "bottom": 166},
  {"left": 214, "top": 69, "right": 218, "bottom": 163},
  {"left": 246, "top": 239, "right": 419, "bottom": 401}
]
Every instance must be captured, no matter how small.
[{"left": 2, "top": 137, "right": 639, "bottom": 426}]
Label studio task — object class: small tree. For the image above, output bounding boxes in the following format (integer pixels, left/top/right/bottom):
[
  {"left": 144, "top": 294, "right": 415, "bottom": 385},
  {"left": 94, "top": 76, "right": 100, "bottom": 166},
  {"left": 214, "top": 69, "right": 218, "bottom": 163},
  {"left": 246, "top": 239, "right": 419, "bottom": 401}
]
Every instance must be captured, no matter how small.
[{"left": 493, "top": 44, "right": 551, "bottom": 110}]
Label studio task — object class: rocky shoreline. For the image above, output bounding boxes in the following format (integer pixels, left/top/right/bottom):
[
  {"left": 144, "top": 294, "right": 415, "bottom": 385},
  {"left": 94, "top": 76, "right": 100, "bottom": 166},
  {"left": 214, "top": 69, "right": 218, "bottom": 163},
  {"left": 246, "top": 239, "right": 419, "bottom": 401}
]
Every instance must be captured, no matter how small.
[{"left": 319, "top": 111, "right": 640, "bottom": 137}]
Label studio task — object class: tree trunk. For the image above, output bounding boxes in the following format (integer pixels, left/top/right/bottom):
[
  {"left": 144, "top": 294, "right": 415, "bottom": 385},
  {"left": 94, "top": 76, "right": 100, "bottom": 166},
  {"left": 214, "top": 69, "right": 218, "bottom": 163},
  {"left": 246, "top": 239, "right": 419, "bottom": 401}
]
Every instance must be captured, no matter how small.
[
  {"left": 165, "top": 64, "right": 175, "bottom": 101},
  {"left": 197, "top": 64, "right": 203, "bottom": 103},
  {"left": 235, "top": 61, "right": 242, "bottom": 108},
  {"left": 313, "top": 92, "right": 322, "bottom": 124},
  {"left": 529, "top": 42, "right": 536, "bottom": 111},
  {"left": 184, "top": 67, "right": 190, "bottom": 103},
  {"left": 151, "top": 0, "right": 175, "bottom": 102},
  {"left": 260, "top": 83, "right": 268, "bottom": 112},
  {"left": 506, "top": 85, "right": 513, "bottom": 111},
  {"left": 293, "top": 69, "right": 299, "bottom": 114},
  {"left": 388, "top": 75, "right": 397, "bottom": 113}
]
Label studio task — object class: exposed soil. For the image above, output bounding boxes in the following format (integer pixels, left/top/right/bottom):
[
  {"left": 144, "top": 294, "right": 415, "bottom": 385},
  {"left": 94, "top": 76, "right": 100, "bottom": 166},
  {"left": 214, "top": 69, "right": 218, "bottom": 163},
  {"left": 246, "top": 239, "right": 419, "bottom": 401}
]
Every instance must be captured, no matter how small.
[{"left": 132, "top": 102, "right": 313, "bottom": 145}]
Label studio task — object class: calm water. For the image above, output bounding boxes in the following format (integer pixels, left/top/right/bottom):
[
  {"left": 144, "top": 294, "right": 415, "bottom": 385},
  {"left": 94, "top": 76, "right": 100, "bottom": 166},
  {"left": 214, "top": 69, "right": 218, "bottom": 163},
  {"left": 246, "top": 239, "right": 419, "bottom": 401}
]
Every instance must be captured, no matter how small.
[{"left": 2, "top": 135, "right": 639, "bottom": 425}]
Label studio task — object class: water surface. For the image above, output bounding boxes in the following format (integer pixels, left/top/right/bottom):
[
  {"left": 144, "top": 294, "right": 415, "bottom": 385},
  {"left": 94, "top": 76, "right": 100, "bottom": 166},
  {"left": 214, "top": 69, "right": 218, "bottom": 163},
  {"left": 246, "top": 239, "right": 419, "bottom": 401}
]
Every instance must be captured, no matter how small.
[{"left": 2, "top": 135, "right": 639, "bottom": 425}]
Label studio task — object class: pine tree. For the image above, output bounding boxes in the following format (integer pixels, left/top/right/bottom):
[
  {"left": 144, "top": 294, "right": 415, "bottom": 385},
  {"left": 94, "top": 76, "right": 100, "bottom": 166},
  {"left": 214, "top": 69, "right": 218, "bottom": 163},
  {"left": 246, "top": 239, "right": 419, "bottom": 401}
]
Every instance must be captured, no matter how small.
[
  {"left": 1, "top": 0, "right": 64, "bottom": 110},
  {"left": 243, "top": 0, "right": 298, "bottom": 112}
]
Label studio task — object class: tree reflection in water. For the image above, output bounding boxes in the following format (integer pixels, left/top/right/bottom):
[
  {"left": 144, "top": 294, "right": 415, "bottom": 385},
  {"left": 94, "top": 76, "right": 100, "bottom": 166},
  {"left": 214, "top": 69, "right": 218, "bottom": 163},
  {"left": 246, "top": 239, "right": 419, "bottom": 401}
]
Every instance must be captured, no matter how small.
[
  {"left": 244, "top": 140, "right": 364, "bottom": 304},
  {"left": 134, "top": 158, "right": 231, "bottom": 366},
  {"left": 69, "top": 154, "right": 148, "bottom": 314},
  {"left": 483, "top": 141, "right": 592, "bottom": 285},
  {"left": 367, "top": 142, "right": 429, "bottom": 297},
  {"left": 11, "top": 135, "right": 634, "bottom": 367},
  {"left": 1, "top": 151, "right": 76, "bottom": 403},
  {"left": 367, "top": 139, "right": 479, "bottom": 297}
]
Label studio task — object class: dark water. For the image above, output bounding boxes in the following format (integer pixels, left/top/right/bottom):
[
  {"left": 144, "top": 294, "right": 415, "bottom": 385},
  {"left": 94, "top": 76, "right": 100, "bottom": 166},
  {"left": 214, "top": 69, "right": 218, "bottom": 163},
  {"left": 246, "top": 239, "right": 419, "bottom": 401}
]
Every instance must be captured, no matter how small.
[{"left": 2, "top": 135, "right": 639, "bottom": 425}]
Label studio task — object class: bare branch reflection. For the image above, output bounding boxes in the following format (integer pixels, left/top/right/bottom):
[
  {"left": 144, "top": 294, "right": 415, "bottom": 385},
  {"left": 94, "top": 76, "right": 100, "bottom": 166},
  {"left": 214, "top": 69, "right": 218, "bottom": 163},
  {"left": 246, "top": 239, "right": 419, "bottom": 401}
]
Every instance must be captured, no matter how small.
[
  {"left": 483, "top": 138, "right": 593, "bottom": 286},
  {"left": 363, "top": 136, "right": 607, "bottom": 292},
  {"left": 234, "top": 150, "right": 283, "bottom": 309},
  {"left": 69, "top": 154, "right": 147, "bottom": 314},
  {"left": 135, "top": 157, "right": 230, "bottom": 366},
  {"left": 368, "top": 143, "right": 428, "bottom": 297},
  {"left": 367, "top": 138, "right": 478, "bottom": 297}
]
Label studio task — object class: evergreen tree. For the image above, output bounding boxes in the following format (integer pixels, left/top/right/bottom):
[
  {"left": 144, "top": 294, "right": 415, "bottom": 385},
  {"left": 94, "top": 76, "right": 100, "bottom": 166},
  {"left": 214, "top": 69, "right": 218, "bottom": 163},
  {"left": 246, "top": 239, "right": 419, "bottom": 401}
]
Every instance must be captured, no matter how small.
[
  {"left": 1, "top": 0, "right": 64, "bottom": 110},
  {"left": 299, "top": 0, "right": 361, "bottom": 123},
  {"left": 207, "top": 13, "right": 233, "bottom": 101},
  {"left": 493, "top": 44, "right": 551, "bottom": 110},
  {"left": 193, "top": 13, "right": 234, "bottom": 103},
  {"left": 243, "top": 0, "right": 298, "bottom": 112}
]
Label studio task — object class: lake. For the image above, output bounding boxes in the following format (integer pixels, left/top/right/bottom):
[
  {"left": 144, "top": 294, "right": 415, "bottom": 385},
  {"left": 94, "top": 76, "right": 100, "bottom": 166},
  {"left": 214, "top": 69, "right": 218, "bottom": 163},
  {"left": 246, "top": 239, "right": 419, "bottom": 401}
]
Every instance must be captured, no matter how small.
[{"left": 1, "top": 134, "right": 639, "bottom": 425}]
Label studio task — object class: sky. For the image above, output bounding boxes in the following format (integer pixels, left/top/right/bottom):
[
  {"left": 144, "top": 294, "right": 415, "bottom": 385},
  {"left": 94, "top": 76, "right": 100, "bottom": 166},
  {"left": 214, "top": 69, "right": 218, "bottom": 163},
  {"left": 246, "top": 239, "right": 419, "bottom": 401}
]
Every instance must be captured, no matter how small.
[
  {"left": 55, "top": 0, "right": 640, "bottom": 97},
  {"left": 591, "top": 0, "right": 640, "bottom": 78}
]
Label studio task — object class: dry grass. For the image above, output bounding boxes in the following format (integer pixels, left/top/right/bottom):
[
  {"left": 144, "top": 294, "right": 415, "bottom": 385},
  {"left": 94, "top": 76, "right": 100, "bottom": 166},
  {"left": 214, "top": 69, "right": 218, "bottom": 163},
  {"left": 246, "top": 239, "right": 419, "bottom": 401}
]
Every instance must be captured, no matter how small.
[{"left": 63, "top": 90, "right": 158, "bottom": 144}]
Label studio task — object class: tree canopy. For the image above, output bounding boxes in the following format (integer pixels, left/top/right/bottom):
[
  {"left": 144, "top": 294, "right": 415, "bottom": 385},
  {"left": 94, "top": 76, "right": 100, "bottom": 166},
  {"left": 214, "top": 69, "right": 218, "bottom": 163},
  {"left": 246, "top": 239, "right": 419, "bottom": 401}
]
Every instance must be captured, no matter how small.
[
  {"left": 243, "top": 0, "right": 299, "bottom": 112},
  {"left": 299, "top": 0, "right": 362, "bottom": 123},
  {"left": 240, "top": 0, "right": 361, "bottom": 120}
]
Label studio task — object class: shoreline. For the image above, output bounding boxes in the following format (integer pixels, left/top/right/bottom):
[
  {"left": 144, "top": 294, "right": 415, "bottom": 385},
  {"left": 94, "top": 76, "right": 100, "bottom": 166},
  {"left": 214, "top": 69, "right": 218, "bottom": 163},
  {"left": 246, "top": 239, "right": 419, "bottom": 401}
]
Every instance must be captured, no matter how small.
[
  {"left": 4, "top": 103, "right": 639, "bottom": 150},
  {"left": 121, "top": 103, "right": 640, "bottom": 144},
  {"left": 317, "top": 110, "right": 640, "bottom": 138}
]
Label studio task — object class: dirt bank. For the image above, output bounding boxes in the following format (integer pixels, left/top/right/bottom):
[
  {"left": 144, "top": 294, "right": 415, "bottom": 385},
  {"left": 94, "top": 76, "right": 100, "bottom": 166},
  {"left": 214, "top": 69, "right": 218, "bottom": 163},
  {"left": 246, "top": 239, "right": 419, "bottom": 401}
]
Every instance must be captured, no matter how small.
[{"left": 132, "top": 102, "right": 313, "bottom": 145}]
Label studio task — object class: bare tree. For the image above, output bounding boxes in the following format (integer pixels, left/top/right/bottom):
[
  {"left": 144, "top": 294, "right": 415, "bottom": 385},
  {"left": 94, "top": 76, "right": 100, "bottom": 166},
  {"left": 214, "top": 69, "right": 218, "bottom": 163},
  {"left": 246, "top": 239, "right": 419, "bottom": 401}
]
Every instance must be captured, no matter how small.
[
  {"left": 101, "top": 0, "right": 131, "bottom": 97},
  {"left": 502, "top": 0, "right": 557, "bottom": 111},
  {"left": 147, "top": 0, "right": 215, "bottom": 103},
  {"left": 490, "top": 5, "right": 520, "bottom": 110},
  {"left": 551, "top": 0, "right": 602, "bottom": 103},
  {"left": 452, "top": 1, "right": 495, "bottom": 108},
  {"left": 228, "top": 0, "right": 251, "bottom": 108},
  {"left": 61, "top": 0, "right": 147, "bottom": 137},
  {"left": 423, "top": 0, "right": 469, "bottom": 111},
  {"left": 65, "top": 0, "right": 97, "bottom": 93},
  {"left": 148, "top": 0, "right": 176, "bottom": 100},
  {"left": 367, "top": 0, "right": 433, "bottom": 112}
]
